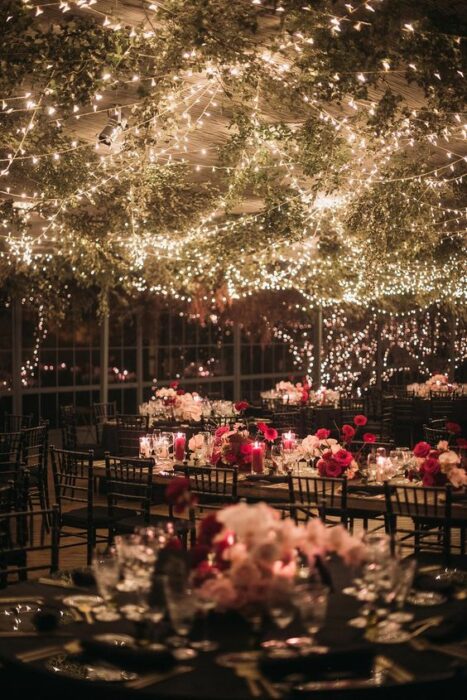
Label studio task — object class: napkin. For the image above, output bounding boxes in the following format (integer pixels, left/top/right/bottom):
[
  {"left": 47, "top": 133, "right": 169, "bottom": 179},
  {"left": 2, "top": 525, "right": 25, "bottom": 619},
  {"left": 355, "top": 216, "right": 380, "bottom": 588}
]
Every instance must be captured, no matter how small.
[
  {"left": 260, "top": 645, "right": 375, "bottom": 681},
  {"left": 80, "top": 638, "right": 175, "bottom": 671}
]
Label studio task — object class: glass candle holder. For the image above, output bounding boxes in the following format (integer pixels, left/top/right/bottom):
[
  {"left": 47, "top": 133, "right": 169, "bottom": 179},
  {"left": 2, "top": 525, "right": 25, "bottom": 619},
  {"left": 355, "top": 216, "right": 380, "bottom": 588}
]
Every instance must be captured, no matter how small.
[{"left": 173, "top": 432, "right": 186, "bottom": 462}]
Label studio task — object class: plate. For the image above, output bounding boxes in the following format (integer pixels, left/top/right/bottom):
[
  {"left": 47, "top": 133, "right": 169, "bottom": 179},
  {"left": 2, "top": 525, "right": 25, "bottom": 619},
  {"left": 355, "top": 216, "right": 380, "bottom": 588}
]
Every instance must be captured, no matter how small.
[
  {"left": 93, "top": 634, "right": 135, "bottom": 646},
  {"left": 407, "top": 590, "right": 447, "bottom": 606},
  {"left": 62, "top": 595, "right": 103, "bottom": 608},
  {"left": 45, "top": 653, "right": 138, "bottom": 683}
]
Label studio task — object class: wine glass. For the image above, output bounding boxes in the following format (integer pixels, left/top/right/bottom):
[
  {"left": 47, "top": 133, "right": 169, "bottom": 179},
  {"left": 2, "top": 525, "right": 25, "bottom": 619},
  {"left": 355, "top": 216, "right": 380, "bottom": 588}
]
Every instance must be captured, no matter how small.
[
  {"left": 164, "top": 581, "right": 197, "bottom": 659},
  {"left": 191, "top": 589, "right": 218, "bottom": 652},
  {"left": 92, "top": 549, "right": 120, "bottom": 606},
  {"left": 289, "top": 583, "right": 329, "bottom": 648}
]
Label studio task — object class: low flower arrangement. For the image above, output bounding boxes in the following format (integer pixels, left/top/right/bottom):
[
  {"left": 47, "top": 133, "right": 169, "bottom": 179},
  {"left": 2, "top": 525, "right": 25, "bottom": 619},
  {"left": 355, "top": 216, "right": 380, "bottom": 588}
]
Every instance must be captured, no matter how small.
[
  {"left": 210, "top": 423, "right": 278, "bottom": 472},
  {"left": 298, "top": 415, "right": 376, "bottom": 479},
  {"left": 408, "top": 374, "right": 460, "bottom": 398},
  {"left": 177, "top": 501, "right": 365, "bottom": 611},
  {"left": 410, "top": 432, "right": 467, "bottom": 488}
]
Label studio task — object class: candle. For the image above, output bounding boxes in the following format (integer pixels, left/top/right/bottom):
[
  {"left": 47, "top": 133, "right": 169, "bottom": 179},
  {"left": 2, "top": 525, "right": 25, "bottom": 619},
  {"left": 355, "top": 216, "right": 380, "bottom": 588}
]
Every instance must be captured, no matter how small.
[
  {"left": 139, "top": 437, "right": 151, "bottom": 458},
  {"left": 282, "top": 431, "right": 295, "bottom": 451},
  {"left": 173, "top": 432, "right": 186, "bottom": 462},
  {"left": 252, "top": 441, "right": 264, "bottom": 474}
]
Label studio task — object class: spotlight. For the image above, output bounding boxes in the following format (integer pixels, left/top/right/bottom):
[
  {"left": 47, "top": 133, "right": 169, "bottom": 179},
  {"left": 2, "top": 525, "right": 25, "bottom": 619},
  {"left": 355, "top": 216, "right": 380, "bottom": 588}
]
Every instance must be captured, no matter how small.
[{"left": 98, "top": 106, "right": 127, "bottom": 146}]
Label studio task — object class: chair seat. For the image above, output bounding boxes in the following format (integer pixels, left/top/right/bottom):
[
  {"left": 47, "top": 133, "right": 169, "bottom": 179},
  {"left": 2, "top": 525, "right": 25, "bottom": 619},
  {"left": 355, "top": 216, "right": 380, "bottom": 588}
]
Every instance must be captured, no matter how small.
[
  {"left": 62, "top": 506, "right": 136, "bottom": 529},
  {"left": 114, "top": 513, "right": 191, "bottom": 535}
]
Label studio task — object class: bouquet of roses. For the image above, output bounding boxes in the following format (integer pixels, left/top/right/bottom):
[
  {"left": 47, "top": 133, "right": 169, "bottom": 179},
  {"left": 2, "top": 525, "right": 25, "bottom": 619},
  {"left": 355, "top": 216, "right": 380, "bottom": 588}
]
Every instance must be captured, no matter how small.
[
  {"left": 410, "top": 436, "right": 467, "bottom": 488},
  {"left": 210, "top": 425, "right": 253, "bottom": 471},
  {"left": 298, "top": 415, "right": 376, "bottom": 479}
]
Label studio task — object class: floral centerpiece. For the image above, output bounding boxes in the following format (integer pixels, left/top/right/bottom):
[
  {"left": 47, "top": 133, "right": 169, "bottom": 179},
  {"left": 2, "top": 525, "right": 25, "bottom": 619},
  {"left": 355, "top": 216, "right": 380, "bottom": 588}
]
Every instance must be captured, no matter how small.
[
  {"left": 410, "top": 430, "right": 467, "bottom": 488},
  {"left": 408, "top": 374, "right": 460, "bottom": 398},
  {"left": 298, "top": 415, "right": 376, "bottom": 479},
  {"left": 174, "top": 500, "right": 365, "bottom": 611},
  {"left": 140, "top": 381, "right": 207, "bottom": 424},
  {"left": 211, "top": 425, "right": 253, "bottom": 471}
]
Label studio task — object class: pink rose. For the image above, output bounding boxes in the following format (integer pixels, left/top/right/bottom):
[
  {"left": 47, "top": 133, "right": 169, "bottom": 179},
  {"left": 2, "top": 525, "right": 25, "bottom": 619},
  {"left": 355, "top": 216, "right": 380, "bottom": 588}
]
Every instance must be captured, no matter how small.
[
  {"left": 333, "top": 448, "right": 353, "bottom": 467},
  {"left": 363, "top": 433, "right": 376, "bottom": 443},
  {"left": 353, "top": 414, "right": 368, "bottom": 427},
  {"left": 421, "top": 457, "right": 440, "bottom": 475},
  {"left": 341, "top": 424, "right": 356, "bottom": 441}
]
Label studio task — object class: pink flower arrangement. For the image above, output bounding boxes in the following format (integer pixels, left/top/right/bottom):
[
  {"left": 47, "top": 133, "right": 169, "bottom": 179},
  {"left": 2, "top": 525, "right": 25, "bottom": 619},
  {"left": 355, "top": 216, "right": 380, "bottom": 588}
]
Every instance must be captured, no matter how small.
[
  {"left": 191, "top": 502, "right": 365, "bottom": 611},
  {"left": 412, "top": 442, "right": 467, "bottom": 488}
]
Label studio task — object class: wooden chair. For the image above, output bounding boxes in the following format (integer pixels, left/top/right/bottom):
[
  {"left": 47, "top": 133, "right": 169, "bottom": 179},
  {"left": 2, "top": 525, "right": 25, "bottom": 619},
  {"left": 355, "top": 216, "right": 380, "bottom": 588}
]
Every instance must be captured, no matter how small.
[
  {"left": 116, "top": 415, "right": 150, "bottom": 456},
  {"left": 384, "top": 482, "right": 453, "bottom": 565},
  {"left": 0, "top": 430, "right": 23, "bottom": 481},
  {"left": 50, "top": 447, "right": 118, "bottom": 564},
  {"left": 272, "top": 409, "right": 303, "bottom": 435},
  {"left": 392, "top": 398, "right": 414, "bottom": 445},
  {"left": 340, "top": 398, "right": 365, "bottom": 425},
  {"left": 60, "top": 405, "right": 105, "bottom": 456},
  {"left": 105, "top": 454, "right": 156, "bottom": 536},
  {"left": 0, "top": 505, "right": 59, "bottom": 587},
  {"left": 92, "top": 401, "right": 117, "bottom": 444},
  {"left": 184, "top": 465, "right": 238, "bottom": 544},
  {"left": 430, "top": 395, "right": 455, "bottom": 421},
  {"left": 288, "top": 474, "right": 348, "bottom": 526},
  {"left": 21, "top": 423, "right": 50, "bottom": 512},
  {"left": 423, "top": 424, "right": 449, "bottom": 447}
]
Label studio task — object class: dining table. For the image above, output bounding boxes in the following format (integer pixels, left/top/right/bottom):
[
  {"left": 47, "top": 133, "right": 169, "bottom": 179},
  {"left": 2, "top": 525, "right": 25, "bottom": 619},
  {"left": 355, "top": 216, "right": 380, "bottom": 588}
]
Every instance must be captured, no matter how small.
[{"left": 0, "top": 557, "right": 466, "bottom": 700}]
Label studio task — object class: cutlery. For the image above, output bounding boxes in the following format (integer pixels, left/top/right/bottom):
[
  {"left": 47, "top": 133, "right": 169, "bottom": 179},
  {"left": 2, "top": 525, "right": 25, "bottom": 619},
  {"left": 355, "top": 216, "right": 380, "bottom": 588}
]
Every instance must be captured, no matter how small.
[
  {"left": 126, "top": 665, "right": 192, "bottom": 690},
  {"left": 38, "top": 577, "right": 76, "bottom": 589},
  {"left": 377, "top": 655, "right": 414, "bottom": 683},
  {"left": 408, "top": 616, "right": 443, "bottom": 638},
  {"left": 18, "top": 639, "right": 81, "bottom": 663},
  {"left": 0, "top": 597, "right": 44, "bottom": 605},
  {"left": 75, "top": 603, "right": 94, "bottom": 624},
  {"left": 410, "top": 638, "right": 467, "bottom": 662},
  {"left": 234, "top": 663, "right": 262, "bottom": 697}
]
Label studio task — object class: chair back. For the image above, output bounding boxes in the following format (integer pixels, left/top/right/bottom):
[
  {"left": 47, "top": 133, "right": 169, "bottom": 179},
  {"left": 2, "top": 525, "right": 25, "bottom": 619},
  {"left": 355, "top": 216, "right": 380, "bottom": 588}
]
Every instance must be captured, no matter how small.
[
  {"left": 116, "top": 414, "right": 150, "bottom": 430},
  {"left": 272, "top": 409, "right": 303, "bottom": 434},
  {"left": 0, "top": 430, "right": 22, "bottom": 479},
  {"left": 288, "top": 474, "right": 347, "bottom": 524},
  {"left": 92, "top": 402, "right": 117, "bottom": 443},
  {"left": 3, "top": 414, "right": 33, "bottom": 432},
  {"left": 340, "top": 398, "right": 364, "bottom": 424},
  {"left": 430, "top": 395, "right": 454, "bottom": 420},
  {"left": 184, "top": 465, "right": 238, "bottom": 505},
  {"left": 105, "top": 455, "right": 154, "bottom": 523},
  {"left": 423, "top": 424, "right": 449, "bottom": 447},
  {"left": 60, "top": 405, "right": 78, "bottom": 450},
  {"left": 50, "top": 447, "right": 94, "bottom": 515},
  {"left": 0, "top": 505, "right": 59, "bottom": 586},
  {"left": 21, "top": 424, "right": 48, "bottom": 476},
  {"left": 384, "top": 482, "right": 451, "bottom": 521}
]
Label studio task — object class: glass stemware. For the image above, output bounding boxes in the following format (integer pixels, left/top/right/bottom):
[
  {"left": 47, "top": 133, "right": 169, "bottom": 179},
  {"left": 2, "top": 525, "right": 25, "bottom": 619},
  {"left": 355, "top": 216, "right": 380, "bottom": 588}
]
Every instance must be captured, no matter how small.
[
  {"left": 164, "top": 583, "right": 197, "bottom": 659},
  {"left": 191, "top": 590, "right": 218, "bottom": 652},
  {"left": 92, "top": 549, "right": 120, "bottom": 606},
  {"left": 288, "top": 583, "right": 329, "bottom": 648}
]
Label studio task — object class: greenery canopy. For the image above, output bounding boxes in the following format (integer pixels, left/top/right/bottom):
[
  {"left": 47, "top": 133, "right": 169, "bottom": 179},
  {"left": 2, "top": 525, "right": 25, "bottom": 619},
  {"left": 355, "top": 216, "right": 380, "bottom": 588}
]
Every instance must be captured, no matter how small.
[{"left": 0, "top": 0, "right": 466, "bottom": 322}]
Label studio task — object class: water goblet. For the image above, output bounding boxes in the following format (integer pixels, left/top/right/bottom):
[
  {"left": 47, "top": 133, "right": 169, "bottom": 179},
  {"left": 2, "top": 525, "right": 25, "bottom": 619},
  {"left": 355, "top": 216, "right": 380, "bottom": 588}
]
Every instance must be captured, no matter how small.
[{"left": 289, "top": 583, "right": 329, "bottom": 648}]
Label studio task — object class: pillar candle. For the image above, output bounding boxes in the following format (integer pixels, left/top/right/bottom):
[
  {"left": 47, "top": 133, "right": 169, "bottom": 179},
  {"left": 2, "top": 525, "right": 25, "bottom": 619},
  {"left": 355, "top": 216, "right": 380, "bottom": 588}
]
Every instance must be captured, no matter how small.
[
  {"left": 252, "top": 441, "right": 264, "bottom": 473},
  {"left": 139, "top": 437, "right": 151, "bottom": 458},
  {"left": 174, "top": 432, "right": 186, "bottom": 462},
  {"left": 282, "top": 431, "right": 295, "bottom": 451}
]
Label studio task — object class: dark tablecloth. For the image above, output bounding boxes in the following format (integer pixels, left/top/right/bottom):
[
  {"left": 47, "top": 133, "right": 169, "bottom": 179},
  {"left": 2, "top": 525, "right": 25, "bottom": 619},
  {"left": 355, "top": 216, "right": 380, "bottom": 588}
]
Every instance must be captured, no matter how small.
[{"left": 0, "top": 558, "right": 466, "bottom": 699}]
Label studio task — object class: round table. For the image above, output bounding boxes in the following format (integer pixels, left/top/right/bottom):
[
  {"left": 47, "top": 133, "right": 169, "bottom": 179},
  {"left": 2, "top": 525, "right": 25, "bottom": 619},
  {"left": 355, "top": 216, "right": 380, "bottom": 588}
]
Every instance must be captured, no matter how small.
[{"left": 1, "top": 560, "right": 466, "bottom": 699}]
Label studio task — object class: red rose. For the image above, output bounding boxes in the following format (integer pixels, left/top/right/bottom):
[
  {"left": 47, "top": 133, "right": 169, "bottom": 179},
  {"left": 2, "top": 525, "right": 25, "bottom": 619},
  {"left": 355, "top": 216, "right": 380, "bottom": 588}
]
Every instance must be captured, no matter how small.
[
  {"left": 300, "top": 390, "right": 309, "bottom": 404},
  {"left": 413, "top": 441, "right": 431, "bottom": 458},
  {"left": 234, "top": 401, "right": 249, "bottom": 412},
  {"left": 176, "top": 389, "right": 185, "bottom": 395},
  {"left": 421, "top": 472, "right": 436, "bottom": 487},
  {"left": 263, "top": 426, "right": 278, "bottom": 442},
  {"left": 316, "top": 428, "right": 331, "bottom": 440},
  {"left": 240, "top": 442, "right": 253, "bottom": 460},
  {"left": 321, "top": 449, "right": 334, "bottom": 461},
  {"left": 165, "top": 477, "right": 195, "bottom": 513},
  {"left": 324, "top": 460, "right": 344, "bottom": 478},
  {"left": 333, "top": 448, "right": 353, "bottom": 467},
  {"left": 456, "top": 438, "right": 467, "bottom": 448},
  {"left": 446, "top": 422, "right": 461, "bottom": 435},
  {"left": 170, "top": 380, "right": 179, "bottom": 389},
  {"left": 420, "top": 457, "right": 440, "bottom": 475},
  {"left": 198, "top": 513, "right": 223, "bottom": 546},
  {"left": 215, "top": 426, "right": 230, "bottom": 439},
  {"left": 257, "top": 422, "right": 268, "bottom": 434},
  {"left": 353, "top": 414, "right": 368, "bottom": 427},
  {"left": 341, "top": 424, "right": 356, "bottom": 441},
  {"left": 363, "top": 432, "right": 377, "bottom": 443}
]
